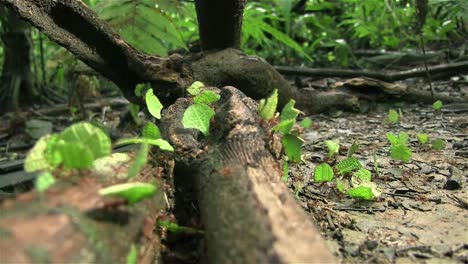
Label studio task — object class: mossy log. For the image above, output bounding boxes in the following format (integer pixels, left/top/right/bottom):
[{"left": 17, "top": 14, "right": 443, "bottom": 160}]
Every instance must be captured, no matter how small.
[{"left": 0, "top": 171, "right": 166, "bottom": 263}]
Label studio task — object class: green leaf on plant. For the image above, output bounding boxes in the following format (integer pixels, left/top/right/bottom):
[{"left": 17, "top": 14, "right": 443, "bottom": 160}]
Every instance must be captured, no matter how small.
[
  {"left": 126, "top": 244, "right": 138, "bottom": 264},
  {"left": 336, "top": 157, "right": 362, "bottom": 174},
  {"left": 417, "top": 133, "right": 429, "bottom": 144},
  {"left": 59, "top": 122, "right": 111, "bottom": 160},
  {"left": 281, "top": 134, "right": 304, "bottom": 163},
  {"left": 99, "top": 182, "right": 157, "bottom": 205},
  {"left": 35, "top": 171, "right": 55, "bottom": 193},
  {"left": 56, "top": 141, "right": 95, "bottom": 169},
  {"left": 258, "top": 89, "right": 278, "bottom": 120},
  {"left": 299, "top": 117, "right": 313, "bottom": 129},
  {"left": 128, "top": 144, "right": 149, "bottom": 178},
  {"left": 145, "top": 89, "right": 163, "bottom": 119},
  {"left": 432, "top": 100, "right": 443, "bottom": 111},
  {"left": 314, "top": 163, "right": 334, "bottom": 182},
  {"left": 115, "top": 138, "right": 174, "bottom": 152},
  {"left": 325, "top": 139, "right": 340, "bottom": 158},
  {"left": 432, "top": 139, "right": 445, "bottom": 150},
  {"left": 353, "top": 168, "right": 372, "bottom": 181},
  {"left": 390, "top": 144, "right": 412, "bottom": 162},
  {"left": 187, "top": 81, "right": 204, "bottom": 96},
  {"left": 182, "top": 103, "right": 215, "bottom": 136},
  {"left": 194, "top": 90, "right": 221, "bottom": 105},
  {"left": 158, "top": 220, "right": 202, "bottom": 234},
  {"left": 282, "top": 160, "right": 289, "bottom": 182},
  {"left": 347, "top": 140, "right": 359, "bottom": 158},
  {"left": 388, "top": 109, "right": 399, "bottom": 123},
  {"left": 142, "top": 122, "right": 161, "bottom": 139}
]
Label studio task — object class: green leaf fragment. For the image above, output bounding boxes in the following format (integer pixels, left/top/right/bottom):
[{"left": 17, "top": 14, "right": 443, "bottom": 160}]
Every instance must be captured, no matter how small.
[
  {"left": 126, "top": 245, "right": 138, "bottom": 264},
  {"left": 346, "top": 186, "right": 374, "bottom": 200},
  {"left": 158, "top": 220, "right": 202, "bottom": 234},
  {"left": 24, "top": 135, "right": 55, "bottom": 172},
  {"left": 388, "top": 109, "right": 399, "bottom": 123},
  {"left": 134, "top": 83, "right": 146, "bottom": 97},
  {"left": 128, "top": 144, "right": 149, "bottom": 178},
  {"left": 281, "top": 134, "right": 304, "bottom": 163},
  {"left": 59, "top": 122, "right": 111, "bottom": 160},
  {"left": 142, "top": 122, "right": 161, "bottom": 139},
  {"left": 314, "top": 163, "right": 334, "bottom": 182},
  {"left": 390, "top": 144, "right": 412, "bottom": 162},
  {"left": 280, "top": 99, "right": 301, "bottom": 122},
  {"left": 347, "top": 140, "right": 359, "bottom": 158},
  {"left": 57, "top": 141, "right": 95, "bottom": 169},
  {"left": 325, "top": 139, "right": 340, "bottom": 158},
  {"left": 145, "top": 89, "right": 164, "bottom": 119},
  {"left": 115, "top": 138, "right": 174, "bottom": 152},
  {"left": 99, "top": 182, "right": 157, "bottom": 205},
  {"left": 258, "top": 89, "right": 278, "bottom": 120},
  {"left": 353, "top": 168, "right": 372, "bottom": 181},
  {"left": 182, "top": 103, "right": 215, "bottom": 136},
  {"left": 193, "top": 90, "right": 220, "bottom": 105},
  {"left": 417, "top": 133, "right": 429, "bottom": 144},
  {"left": 432, "top": 139, "right": 445, "bottom": 150},
  {"left": 299, "top": 118, "right": 313, "bottom": 129},
  {"left": 272, "top": 119, "right": 295, "bottom": 135},
  {"left": 336, "top": 157, "right": 362, "bottom": 174},
  {"left": 432, "top": 100, "right": 443, "bottom": 111},
  {"left": 35, "top": 171, "right": 56, "bottom": 193},
  {"left": 282, "top": 160, "right": 289, "bottom": 182},
  {"left": 187, "top": 81, "right": 204, "bottom": 96}
]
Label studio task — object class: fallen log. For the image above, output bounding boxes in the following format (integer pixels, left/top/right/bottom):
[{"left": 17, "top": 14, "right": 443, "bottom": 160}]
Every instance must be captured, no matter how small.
[
  {"left": 275, "top": 60, "right": 468, "bottom": 82},
  {"left": 161, "top": 86, "right": 335, "bottom": 263}
]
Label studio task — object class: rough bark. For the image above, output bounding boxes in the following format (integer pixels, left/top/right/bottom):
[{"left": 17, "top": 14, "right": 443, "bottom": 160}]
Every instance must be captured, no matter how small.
[
  {"left": 161, "top": 86, "right": 335, "bottom": 263},
  {"left": 0, "top": 171, "right": 165, "bottom": 263},
  {"left": 194, "top": 0, "right": 246, "bottom": 51},
  {"left": 0, "top": 5, "right": 37, "bottom": 112}
]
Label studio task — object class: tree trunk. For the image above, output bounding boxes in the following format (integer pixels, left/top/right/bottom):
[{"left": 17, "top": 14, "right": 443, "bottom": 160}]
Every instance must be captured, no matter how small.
[
  {"left": 194, "top": 0, "right": 246, "bottom": 51},
  {"left": 0, "top": 5, "right": 37, "bottom": 112}
]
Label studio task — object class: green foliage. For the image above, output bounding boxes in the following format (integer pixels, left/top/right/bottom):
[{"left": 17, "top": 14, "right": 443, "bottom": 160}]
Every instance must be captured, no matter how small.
[
  {"left": 24, "top": 135, "right": 56, "bottom": 172},
  {"left": 281, "top": 134, "right": 304, "bottom": 162},
  {"left": 35, "top": 171, "right": 56, "bottom": 193},
  {"left": 314, "top": 163, "right": 334, "bottom": 183},
  {"left": 99, "top": 182, "right": 157, "bottom": 205},
  {"left": 346, "top": 186, "right": 375, "bottom": 201},
  {"left": 353, "top": 168, "right": 372, "bottom": 182},
  {"left": 142, "top": 122, "right": 161, "bottom": 139},
  {"left": 325, "top": 139, "right": 340, "bottom": 158},
  {"left": 182, "top": 104, "right": 215, "bottom": 136},
  {"left": 272, "top": 99, "right": 301, "bottom": 134},
  {"left": 386, "top": 132, "right": 412, "bottom": 162},
  {"left": 432, "top": 138, "right": 445, "bottom": 150},
  {"left": 258, "top": 89, "right": 278, "bottom": 120},
  {"left": 187, "top": 81, "right": 204, "bottom": 96},
  {"left": 95, "top": 0, "right": 188, "bottom": 55},
  {"left": 336, "top": 157, "right": 362, "bottom": 175},
  {"left": 388, "top": 109, "right": 399, "bottom": 123},
  {"left": 126, "top": 245, "right": 138, "bottom": 264},
  {"left": 432, "top": 100, "right": 443, "bottom": 111},
  {"left": 417, "top": 133, "right": 429, "bottom": 144},
  {"left": 127, "top": 144, "right": 149, "bottom": 178},
  {"left": 145, "top": 88, "right": 163, "bottom": 119},
  {"left": 194, "top": 90, "right": 221, "bottom": 105}
]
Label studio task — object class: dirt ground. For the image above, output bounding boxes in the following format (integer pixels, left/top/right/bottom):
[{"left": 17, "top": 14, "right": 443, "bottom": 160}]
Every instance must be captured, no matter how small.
[{"left": 288, "top": 78, "right": 467, "bottom": 263}]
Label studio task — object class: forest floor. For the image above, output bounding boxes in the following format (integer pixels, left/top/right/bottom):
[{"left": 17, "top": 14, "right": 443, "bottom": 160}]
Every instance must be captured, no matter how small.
[
  {"left": 0, "top": 76, "right": 466, "bottom": 263},
  {"left": 289, "top": 78, "right": 468, "bottom": 263}
]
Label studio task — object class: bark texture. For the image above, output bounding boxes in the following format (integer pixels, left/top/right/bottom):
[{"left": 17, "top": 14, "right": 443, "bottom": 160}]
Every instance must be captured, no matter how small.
[
  {"left": 194, "top": 0, "right": 246, "bottom": 50},
  {"left": 0, "top": 5, "right": 37, "bottom": 112},
  {"left": 161, "top": 86, "right": 335, "bottom": 263}
]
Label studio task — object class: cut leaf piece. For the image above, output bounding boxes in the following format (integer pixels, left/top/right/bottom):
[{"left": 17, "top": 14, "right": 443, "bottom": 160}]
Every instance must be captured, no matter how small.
[
  {"left": 158, "top": 220, "right": 203, "bottom": 234},
  {"left": 57, "top": 141, "right": 95, "bottom": 169},
  {"left": 187, "top": 81, "right": 204, "bottom": 96},
  {"left": 194, "top": 90, "right": 220, "bottom": 105},
  {"left": 314, "top": 163, "right": 334, "bottom": 182},
  {"left": 282, "top": 160, "right": 289, "bottom": 182},
  {"left": 432, "top": 100, "right": 443, "bottom": 111},
  {"left": 390, "top": 144, "right": 412, "bottom": 162},
  {"left": 346, "top": 186, "right": 374, "bottom": 200},
  {"left": 432, "top": 139, "right": 445, "bottom": 150},
  {"left": 281, "top": 134, "right": 304, "bottom": 163},
  {"left": 325, "top": 139, "right": 340, "bottom": 158},
  {"left": 99, "top": 182, "right": 157, "bottom": 205},
  {"left": 258, "top": 89, "right": 278, "bottom": 120},
  {"left": 279, "top": 99, "right": 301, "bottom": 122},
  {"left": 128, "top": 144, "right": 149, "bottom": 178},
  {"left": 417, "top": 133, "right": 429, "bottom": 144},
  {"left": 115, "top": 138, "right": 174, "bottom": 152},
  {"left": 336, "top": 157, "right": 362, "bottom": 174},
  {"left": 299, "top": 118, "right": 312, "bottom": 129},
  {"left": 182, "top": 103, "right": 215, "bottom": 136},
  {"left": 145, "top": 88, "right": 164, "bottom": 119},
  {"left": 59, "top": 122, "right": 111, "bottom": 160},
  {"left": 24, "top": 135, "right": 55, "bottom": 172},
  {"left": 272, "top": 119, "right": 295, "bottom": 135},
  {"left": 142, "top": 122, "right": 161, "bottom": 139},
  {"left": 134, "top": 83, "right": 146, "bottom": 97},
  {"left": 353, "top": 168, "right": 372, "bottom": 181},
  {"left": 388, "top": 109, "right": 399, "bottom": 123},
  {"left": 35, "top": 171, "right": 56, "bottom": 193},
  {"left": 126, "top": 245, "right": 138, "bottom": 264}
]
